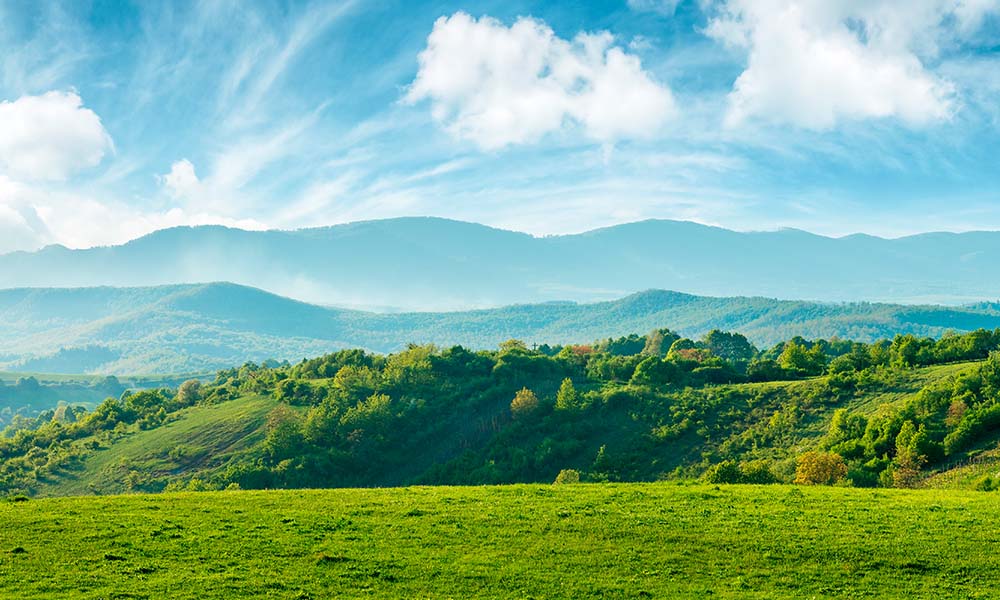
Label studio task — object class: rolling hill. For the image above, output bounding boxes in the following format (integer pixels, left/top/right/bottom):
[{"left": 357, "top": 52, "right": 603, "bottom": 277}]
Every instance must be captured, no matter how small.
[
  {"left": 4, "top": 217, "right": 1000, "bottom": 309},
  {"left": 5, "top": 283, "right": 1000, "bottom": 374}
]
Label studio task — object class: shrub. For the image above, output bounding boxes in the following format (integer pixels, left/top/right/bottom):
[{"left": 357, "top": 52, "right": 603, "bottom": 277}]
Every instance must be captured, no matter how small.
[
  {"left": 703, "top": 460, "right": 743, "bottom": 484},
  {"left": 704, "top": 460, "right": 779, "bottom": 484},
  {"left": 794, "top": 451, "right": 848, "bottom": 485},
  {"left": 974, "top": 475, "right": 998, "bottom": 492},
  {"left": 553, "top": 469, "right": 581, "bottom": 484}
]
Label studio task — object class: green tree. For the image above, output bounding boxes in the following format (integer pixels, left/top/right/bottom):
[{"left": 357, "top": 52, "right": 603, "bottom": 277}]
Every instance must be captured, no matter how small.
[
  {"left": 702, "top": 330, "right": 757, "bottom": 367},
  {"left": 779, "top": 342, "right": 825, "bottom": 376},
  {"left": 263, "top": 405, "right": 304, "bottom": 464},
  {"left": 629, "top": 357, "right": 680, "bottom": 387},
  {"left": 891, "top": 420, "right": 928, "bottom": 488},
  {"left": 555, "top": 378, "right": 578, "bottom": 411},
  {"left": 176, "top": 379, "right": 202, "bottom": 406}
]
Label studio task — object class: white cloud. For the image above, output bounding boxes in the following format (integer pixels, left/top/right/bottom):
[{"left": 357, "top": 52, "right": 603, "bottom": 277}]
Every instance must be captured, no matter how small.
[
  {"left": 0, "top": 91, "right": 113, "bottom": 180},
  {"left": 0, "top": 172, "right": 267, "bottom": 254},
  {"left": 161, "top": 159, "right": 201, "bottom": 197},
  {"left": 0, "top": 177, "right": 50, "bottom": 253},
  {"left": 705, "top": 0, "right": 999, "bottom": 129},
  {"left": 405, "top": 12, "right": 677, "bottom": 149}
]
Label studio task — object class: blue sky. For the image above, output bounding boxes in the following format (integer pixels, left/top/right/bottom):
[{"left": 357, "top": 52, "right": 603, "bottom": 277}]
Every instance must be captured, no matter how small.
[{"left": 0, "top": 0, "right": 999, "bottom": 252}]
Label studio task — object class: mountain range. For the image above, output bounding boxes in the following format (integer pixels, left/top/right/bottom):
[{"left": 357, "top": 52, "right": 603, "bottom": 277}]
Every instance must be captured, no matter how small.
[
  {"left": 3, "top": 282, "right": 1000, "bottom": 375},
  {"left": 4, "top": 217, "right": 1000, "bottom": 310}
]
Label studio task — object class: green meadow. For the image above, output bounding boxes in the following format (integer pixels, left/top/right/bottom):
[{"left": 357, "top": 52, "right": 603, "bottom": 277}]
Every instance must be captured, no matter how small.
[{"left": 3, "top": 483, "right": 999, "bottom": 599}]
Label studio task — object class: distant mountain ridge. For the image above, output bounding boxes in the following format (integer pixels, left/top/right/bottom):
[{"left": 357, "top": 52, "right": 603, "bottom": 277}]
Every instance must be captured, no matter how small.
[
  {"left": 4, "top": 217, "right": 1000, "bottom": 309},
  {"left": 4, "top": 282, "right": 1000, "bottom": 374}
]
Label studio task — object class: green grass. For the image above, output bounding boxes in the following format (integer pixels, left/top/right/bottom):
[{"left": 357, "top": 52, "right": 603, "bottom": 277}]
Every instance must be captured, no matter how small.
[
  {"left": 45, "top": 396, "right": 278, "bottom": 497},
  {"left": 843, "top": 361, "right": 979, "bottom": 416},
  {"left": 2, "top": 483, "right": 999, "bottom": 599}
]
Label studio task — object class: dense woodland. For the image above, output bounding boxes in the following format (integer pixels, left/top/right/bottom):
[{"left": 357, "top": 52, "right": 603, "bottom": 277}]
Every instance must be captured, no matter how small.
[{"left": 4, "top": 327, "right": 1000, "bottom": 496}]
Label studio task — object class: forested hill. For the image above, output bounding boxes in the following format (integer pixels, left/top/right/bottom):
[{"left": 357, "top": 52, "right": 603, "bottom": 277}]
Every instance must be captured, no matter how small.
[
  {"left": 5, "top": 218, "right": 1000, "bottom": 309},
  {"left": 4, "top": 282, "right": 1000, "bottom": 374},
  {"left": 7, "top": 326, "right": 1000, "bottom": 497}
]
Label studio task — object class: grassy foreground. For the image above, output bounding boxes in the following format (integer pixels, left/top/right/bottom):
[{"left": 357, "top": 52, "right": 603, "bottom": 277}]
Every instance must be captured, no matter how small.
[{"left": 2, "top": 484, "right": 998, "bottom": 599}]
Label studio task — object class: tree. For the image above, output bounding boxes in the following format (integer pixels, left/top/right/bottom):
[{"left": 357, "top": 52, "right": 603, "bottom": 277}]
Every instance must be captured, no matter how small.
[
  {"left": 746, "top": 358, "right": 785, "bottom": 382},
  {"left": 510, "top": 387, "right": 539, "bottom": 417},
  {"left": 794, "top": 451, "right": 847, "bottom": 485},
  {"left": 779, "top": 342, "right": 825, "bottom": 376},
  {"left": 176, "top": 379, "right": 202, "bottom": 406},
  {"left": 263, "top": 405, "right": 305, "bottom": 464},
  {"left": 629, "top": 357, "right": 680, "bottom": 387},
  {"left": 555, "top": 378, "right": 578, "bottom": 411},
  {"left": 600, "top": 334, "right": 646, "bottom": 356},
  {"left": 666, "top": 338, "right": 709, "bottom": 363},
  {"left": 553, "top": 469, "right": 580, "bottom": 484},
  {"left": 642, "top": 328, "right": 681, "bottom": 357},
  {"left": 891, "top": 420, "right": 928, "bottom": 488},
  {"left": 499, "top": 339, "right": 529, "bottom": 353},
  {"left": 702, "top": 330, "right": 757, "bottom": 367}
]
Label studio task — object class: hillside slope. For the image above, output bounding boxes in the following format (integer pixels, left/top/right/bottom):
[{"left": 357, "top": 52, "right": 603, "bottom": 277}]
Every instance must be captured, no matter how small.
[
  {"left": 5, "top": 217, "right": 1000, "bottom": 308},
  {"left": 5, "top": 283, "right": 1000, "bottom": 374},
  {"left": 15, "top": 359, "right": 989, "bottom": 497}
]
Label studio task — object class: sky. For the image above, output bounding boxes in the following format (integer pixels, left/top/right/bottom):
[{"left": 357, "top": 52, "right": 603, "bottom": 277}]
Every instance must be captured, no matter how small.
[{"left": 0, "top": 0, "right": 999, "bottom": 253}]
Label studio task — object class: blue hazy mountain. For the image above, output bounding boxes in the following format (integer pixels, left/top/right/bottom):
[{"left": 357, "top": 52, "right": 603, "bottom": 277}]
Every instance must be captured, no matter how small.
[
  {"left": 3, "top": 218, "right": 1000, "bottom": 309},
  {"left": 3, "top": 283, "right": 1000, "bottom": 375}
]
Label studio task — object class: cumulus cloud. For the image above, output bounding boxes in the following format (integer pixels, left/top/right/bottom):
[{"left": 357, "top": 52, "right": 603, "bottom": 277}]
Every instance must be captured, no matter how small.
[
  {"left": 0, "top": 90, "right": 113, "bottom": 180},
  {"left": 705, "top": 0, "right": 999, "bottom": 129},
  {"left": 405, "top": 12, "right": 676, "bottom": 149},
  {"left": 161, "top": 159, "right": 201, "bottom": 197}
]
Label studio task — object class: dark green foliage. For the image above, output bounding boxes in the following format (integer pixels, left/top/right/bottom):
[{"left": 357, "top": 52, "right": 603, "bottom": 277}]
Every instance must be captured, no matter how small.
[{"left": 703, "top": 460, "right": 778, "bottom": 484}]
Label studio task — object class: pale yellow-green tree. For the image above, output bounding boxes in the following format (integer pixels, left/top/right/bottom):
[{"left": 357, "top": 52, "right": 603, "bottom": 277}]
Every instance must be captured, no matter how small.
[
  {"left": 510, "top": 387, "right": 539, "bottom": 417},
  {"left": 794, "top": 451, "right": 847, "bottom": 485}
]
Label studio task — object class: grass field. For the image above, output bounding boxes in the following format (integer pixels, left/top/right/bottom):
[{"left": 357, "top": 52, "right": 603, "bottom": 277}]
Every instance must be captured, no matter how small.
[
  {"left": 2, "top": 483, "right": 998, "bottom": 599},
  {"left": 46, "top": 395, "right": 278, "bottom": 497}
]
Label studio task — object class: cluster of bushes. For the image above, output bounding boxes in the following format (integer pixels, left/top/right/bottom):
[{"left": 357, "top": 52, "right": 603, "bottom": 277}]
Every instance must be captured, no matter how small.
[{"left": 811, "top": 352, "right": 1000, "bottom": 487}]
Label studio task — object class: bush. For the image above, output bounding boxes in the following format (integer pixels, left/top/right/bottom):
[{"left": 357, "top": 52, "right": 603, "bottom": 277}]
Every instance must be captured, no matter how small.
[
  {"left": 974, "top": 475, "right": 998, "bottom": 492},
  {"left": 703, "top": 460, "right": 743, "bottom": 484},
  {"left": 794, "top": 451, "right": 848, "bottom": 485},
  {"left": 553, "top": 469, "right": 581, "bottom": 484},
  {"left": 703, "top": 460, "right": 779, "bottom": 484}
]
